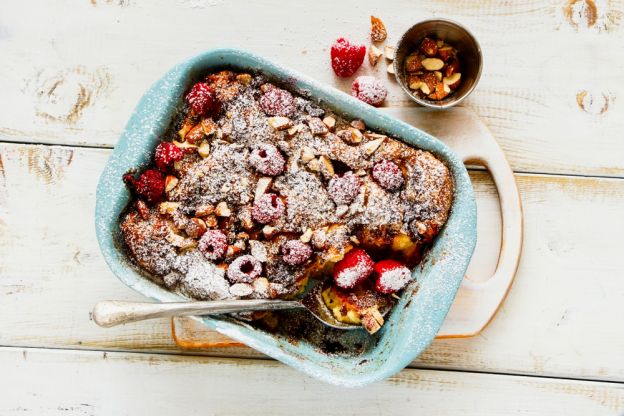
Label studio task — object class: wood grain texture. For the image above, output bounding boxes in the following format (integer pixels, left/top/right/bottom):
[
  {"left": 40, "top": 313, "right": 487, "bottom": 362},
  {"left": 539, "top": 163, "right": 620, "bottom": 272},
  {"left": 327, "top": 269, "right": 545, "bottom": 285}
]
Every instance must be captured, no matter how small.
[
  {"left": 0, "top": 0, "right": 623, "bottom": 176},
  {"left": 1, "top": 347, "right": 623, "bottom": 416},
  {"left": 1, "top": 142, "right": 623, "bottom": 381}
]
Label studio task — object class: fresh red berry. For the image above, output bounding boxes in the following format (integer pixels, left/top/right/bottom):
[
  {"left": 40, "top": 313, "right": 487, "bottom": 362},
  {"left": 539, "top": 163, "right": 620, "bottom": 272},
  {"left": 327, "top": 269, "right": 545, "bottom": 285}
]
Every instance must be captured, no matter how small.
[
  {"left": 332, "top": 248, "right": 374, "bottom": 289},
  {"left": 281, "top": 240, "right": 312, "bottom": 265},
  {"left": 330, "top": 38, "right": 366, "bottom": 77},
  {"left": 124, "top": 169, "right": 165, "bottom": 204},
  {"left": 259, "top": 88, "right": 296, "bottom": 117},
  {"left": 186, "top": 82, "right": 216, "bottom": 116},
  {"left": 249, "top": 143, "right": 286, "bottom": 176},
  {"left": 328, "top": 171, "right": 361, "bottom": 205},
  {"left": 227, "top": 254, "right": 262, "bottom": 283},
  {"left": 372, "top": 160, "right": 404, "bottom": 191},
  {"left": 373, "top": 259, "right": 411, "bottom": 294},
  {"left": 252, "top": 193, "right": 285, "bottom": 224},
  {"left": 351, "top": 76, "right": 387, "bottom": 107},
  {"left": 154, "top": 142, "right": 184, "bottom": 172},
  {"left": 198, "top": 230, "right": 228, "bottom": 261}
]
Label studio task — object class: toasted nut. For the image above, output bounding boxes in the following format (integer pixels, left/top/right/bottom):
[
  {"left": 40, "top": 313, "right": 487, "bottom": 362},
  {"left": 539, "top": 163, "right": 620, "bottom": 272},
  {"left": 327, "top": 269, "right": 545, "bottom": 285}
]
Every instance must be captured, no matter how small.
[
  {"left": 249, "top": 240, "right": 268, "bottom": 262},
  {"left": 421, "top": 58, "right": 444, "bottom": 71},
  {"left": 226, "top": 245, "right": 242, "bottom": 258},
  {"left": 445, "top": 58, "right": 460, "bottom": 77},
  {"left": 185, "top": 124, "right": 204, "bottom": 144},
  {"left": 236, "top": 73, "right": 252, "bottom": 86},
  {"left": 386, "top": 64, "right": 396, "bottom": 75},
  {"left": 173, "top": 140, "right": 198, "bottom": 150},
  {"left": 311, "top": 228, "right": 328, "bottom": 249},
  {"left": 405, "top": 54, "right": 422, "bottom": 72},
  {"left": 215, "top": 201, "right": 231, "bottom": 217},
  {"left": 368, "top": 44, "right": 383, "bottom": 66},
  {"left": 355, "top": 169, "right": 367, "bottom": 176},
  {"left": 336, "top": 205, "right": 349, "bottom": 217},
  {"left": 434, "top": 71, "right": 443, "bottom": 81},
  {"left": 363, "top": 138, "right": 385, "bottom": 156},
  {"left": 203, "top": 214, "right": 218, "bottom": 228},
  {"left": 322, "top": 116, "right": 336, "bottom": 131},
  {"left": 370, "top": 15, "right": 387, "bottom": 42},
  {"left": 350, "top": 119, "right": 366, "bottom": 130},
  {"left": 158, "top": 202, "right": 180, "bottom": 215},
  {"left": 135, "top": 200, "right": 149, "bottom": 220},
  {"left": 252, "top": 277, "right": 269, "bottom": 296},
  {"left": 443, "top": 73, "right": 462, "bottom": 90},
  {"left": 165, "top": 175, "right": 179, "bottom": 193},
  {"left": 319, "top": 155, "right": 334, "bottom": 177},
  {"left": 177, "top": 118, "right": 195, "bottom": 140},
  {"left": 428, "top": 82, "right": 451, "bottom": 100},
  {"left": 420, "top": 83, "right": 431, "bottom": 95},
  {"left": 267, "top": 116, "right": 292, "bottom": 130},
  {"left": 301, "top": 146, "right": 315, "bottom": 163},
  {"left": 255, "top": 177, "right": 273, "bottom": 203},
  {"left": 308, "top": 117, "right": 329, "bottom": 135},
  {"left": 364, "top": 132, "right": 387, "bottom": 140},
  {"left": 233, "top": 240, "right": 246, "bottom": 251},
  {"left": 260, "top": 83, "right": 275, "bottom": 93},
  {"left": 437, "top": 46, "right": 455, "bottom": 62},
  {"left": 195, "top": 204, "right": 215, "bottom": 216},
  {"left": 167, "top": 232, "right": 197, "bottom": 250},
  {"left": 287, "top": 124, "right": 302, "bottom": 136},
  {"left": 200, "top": 118, "right": 217, "bottom": 136},
  {"left": 409, "top": 80, "right": 424, "bottom": 90},
  {"left": 197, "top": 141, "right": 211, "bottom": 158},
  {"left": 436, "top": 40, "right": 445, "bottom": 48},
  {"left": 230, "top": 283, "right": 253, "bottom": 297},
  {"left": 239, "top": 206, "right": 254, "bottom": 230},
  {"left": 299, "top": 228, "right": 313, "bottom": 243},
  {"left": 350, "top": 235, "right": 360, "bottom": 245},
  {"left": 307, "top": 158, "right": 321, "bottom": 172},
  {"left": 420, "top": 72, "right": 438, "bottom": 92},
  {"left": 384, "top": 45, "right": 396, "bottom": 60},
  {"left": 361, "top": 307, "right": 384, "bottom": 334},
  {"left": 419, "top": 37, "right": 438, "bottom": 57},
  {"left": 262, "top": 225, "right": 277, "bottom": 239},
  {"left": 186, "top": 218, "right": 207, "bottom": 238}
]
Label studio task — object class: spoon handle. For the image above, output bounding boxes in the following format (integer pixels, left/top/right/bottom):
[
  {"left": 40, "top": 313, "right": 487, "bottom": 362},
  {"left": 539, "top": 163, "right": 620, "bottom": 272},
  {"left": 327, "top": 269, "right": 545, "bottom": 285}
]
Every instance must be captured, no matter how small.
[{"left": 92, "top": 299, "right": 302, "bottom": 328}]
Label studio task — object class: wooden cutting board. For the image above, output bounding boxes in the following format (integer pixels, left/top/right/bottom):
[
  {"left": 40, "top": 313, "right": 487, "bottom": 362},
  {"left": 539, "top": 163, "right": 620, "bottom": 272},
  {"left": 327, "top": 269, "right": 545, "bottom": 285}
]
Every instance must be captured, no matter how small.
[{"left": 172, "top": 107, "right": 523, "bottom": 349}]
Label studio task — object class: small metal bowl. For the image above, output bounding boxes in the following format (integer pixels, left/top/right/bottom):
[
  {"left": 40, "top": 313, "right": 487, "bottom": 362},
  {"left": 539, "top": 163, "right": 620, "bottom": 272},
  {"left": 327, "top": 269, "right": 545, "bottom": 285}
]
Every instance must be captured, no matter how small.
[{"left": 394, "top": 19, "right": 482, "bottom": 109}]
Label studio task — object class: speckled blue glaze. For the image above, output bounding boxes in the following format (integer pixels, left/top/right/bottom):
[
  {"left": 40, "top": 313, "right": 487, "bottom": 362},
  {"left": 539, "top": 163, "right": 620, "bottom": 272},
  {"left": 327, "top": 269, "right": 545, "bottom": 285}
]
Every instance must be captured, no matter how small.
[{"left": 95, "top": 49, "right": 477, "bottom": 387}]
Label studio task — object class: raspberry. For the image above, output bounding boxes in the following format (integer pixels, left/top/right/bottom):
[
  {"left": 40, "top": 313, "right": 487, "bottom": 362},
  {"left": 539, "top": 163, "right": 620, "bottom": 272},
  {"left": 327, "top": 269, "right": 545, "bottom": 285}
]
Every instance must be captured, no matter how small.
[
  {"left": 372, "top": 160, "right": 404, "bottom": 191},
  {"left": 259, "top": 88, "right": 296, "bottom": 117},
  {"left": 328, "top": 171, "right": 360, "bottom": 205},
  {"left": 154, "top": 142, "right": 184, "bottom": 172},
  {"left": 124, "top": 169, "right": 165, "bottom": 204},
  {"left": 249, "top": 143, "right": 286, "bottom": 176},
  {"left": 227, "top": 254, "right": 262, "bottom": 283},
  {"left": 351, "top": 76, "right": 387, "bottom": 107},
  {"left": 252, "top": 193, "right": 285, "bottom": 224},
  {"left": 281, "top": 240, "right": 312, "bottom": 265},
  {"left": 330, "top": 38, "right": 366, "bottom": 77},
  {"left": 373, "top": 259, "right": 411, "bottom": 294},
  {"left": 186, "top": 82, "right": 216, "bottom": 116},
  {"left": 198, "top": 230, "right": 228, "bottom": 261},
  {"left": 332, "top": 248, "right": 374, "bottom": 289}
]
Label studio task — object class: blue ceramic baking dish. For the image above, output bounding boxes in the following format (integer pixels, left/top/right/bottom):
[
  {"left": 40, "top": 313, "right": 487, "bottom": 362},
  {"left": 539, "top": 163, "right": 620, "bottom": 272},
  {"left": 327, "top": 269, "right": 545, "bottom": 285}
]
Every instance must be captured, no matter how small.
[{"left": 95, "top": 48, "right": 477, "bottom": 387}]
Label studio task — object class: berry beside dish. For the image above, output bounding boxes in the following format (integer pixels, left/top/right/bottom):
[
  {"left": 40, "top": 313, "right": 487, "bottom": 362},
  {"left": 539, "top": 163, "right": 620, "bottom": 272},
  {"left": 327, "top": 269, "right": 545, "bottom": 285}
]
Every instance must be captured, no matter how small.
[{"left": 119, "top": 70, "right": 453, "bottom": 335}]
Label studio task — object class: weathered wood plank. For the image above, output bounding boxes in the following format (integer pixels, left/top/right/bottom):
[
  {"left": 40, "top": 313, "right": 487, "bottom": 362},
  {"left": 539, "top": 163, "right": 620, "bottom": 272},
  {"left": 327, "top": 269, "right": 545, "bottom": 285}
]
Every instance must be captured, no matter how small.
[
  {"left": 1, "top": 142, "right": 623, "bottom": 381},
  {"left": 1, "top": 347, "right": 623, "bottom": 415},
  {"left": 0, "top": 0, "right": 623, "bottom": 176}
]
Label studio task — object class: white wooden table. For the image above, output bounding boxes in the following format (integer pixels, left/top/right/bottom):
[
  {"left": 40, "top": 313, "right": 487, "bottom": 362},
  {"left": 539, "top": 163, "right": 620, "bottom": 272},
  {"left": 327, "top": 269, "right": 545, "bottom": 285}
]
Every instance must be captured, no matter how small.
[{"left": 1, "top": 0, "right": 623, "bottom": 414}]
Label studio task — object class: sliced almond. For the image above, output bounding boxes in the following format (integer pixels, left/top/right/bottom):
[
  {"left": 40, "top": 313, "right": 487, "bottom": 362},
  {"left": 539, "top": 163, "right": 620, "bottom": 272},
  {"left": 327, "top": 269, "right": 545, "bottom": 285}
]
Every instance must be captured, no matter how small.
[
  {"left": 254, "top": 177, "right": 273, "bottom": 203},
  {"left": 287, "top": 124, "right": 302, "bottom": 136},
  {"left": 300, "top": 228, "right": 313, "bottom": 243},
  {"left": 363, "top": 138, "right": 385, "bottom": 156},
  {"left": 421, "top": 58, "right": 444, "bottom": 71},
  {"left": 434, "top": 71, "right": 442, "bottom": 81},
  {"left": 364, "top": 132, "right": 387, "bottom": 140},
  {"left": 384, "top": 45, "right": 396, "bottom": 60},
  {"left": 158, "top": 202, "right": 180, "bottom": 215},
  {"left": 368, "top": 44, "right": 383, "bottom": 66},
  {"left": 215, "top": 201, "right": 231, "bottom": 217},
  {"left": 267, "top": 116, "right": 292, "bottom": 130},
  {"left": 420, "top": 83, "right": 431, "bottom": 95},
  {"left": 319, "top": 155, "right": 334, "bottom": 177},
  {"left": 165, "top": 175, "right": 179, "bottom": 193},
  {"left": 322, "top": 116, "right": 336, "bottom": 131},
  {"left": 443, "top": 72, "right": 462, "bottom": 90},
  {"left": 386, "top": 64, "right": 396, "bottom": 75},
  {"left": 301, "top": 146, "right": 315, "bottom": 163},
  {"left": 197, "top": 141, "right": 211, "bottom": 158},
  {"left": 409, "top": 80, "right": 424, "bottom": 90}
]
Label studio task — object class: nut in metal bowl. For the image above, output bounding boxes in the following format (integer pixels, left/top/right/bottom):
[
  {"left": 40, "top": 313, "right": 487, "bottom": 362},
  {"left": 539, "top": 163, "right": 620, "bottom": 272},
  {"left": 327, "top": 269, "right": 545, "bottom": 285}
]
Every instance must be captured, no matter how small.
[{"left": 394, "top": 19, "right": 482, "bottom": 109}]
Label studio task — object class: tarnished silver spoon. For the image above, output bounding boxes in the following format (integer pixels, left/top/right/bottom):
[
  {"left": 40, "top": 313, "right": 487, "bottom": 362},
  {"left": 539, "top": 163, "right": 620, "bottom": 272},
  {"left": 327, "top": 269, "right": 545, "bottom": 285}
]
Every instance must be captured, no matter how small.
[{"left": 92, "top": 282, "right": 368, "bottom": 330}]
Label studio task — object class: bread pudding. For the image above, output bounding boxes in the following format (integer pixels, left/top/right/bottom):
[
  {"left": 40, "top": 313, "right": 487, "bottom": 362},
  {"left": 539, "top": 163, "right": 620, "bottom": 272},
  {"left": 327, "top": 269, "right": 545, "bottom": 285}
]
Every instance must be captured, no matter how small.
[{"left": 120, "top": 70, "right": 453, "bottom": 334}]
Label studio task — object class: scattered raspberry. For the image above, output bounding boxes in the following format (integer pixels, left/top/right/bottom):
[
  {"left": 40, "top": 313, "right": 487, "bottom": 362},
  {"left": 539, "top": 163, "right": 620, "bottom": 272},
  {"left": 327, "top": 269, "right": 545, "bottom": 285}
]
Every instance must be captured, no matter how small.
[
  {"left": 186, "top": 82, "right": 216, "bottom": 116},
  {"left": 351, "top": 76, "right": 387, "bottom": 107},
  {"left": 372, "top": 160, "right": 404, "bottom": 191},
  {"left": 154, "top": 142, "right": 184, "bottom": 172},
  {"left": 332, "top": 248, "right": 375, "bottom": 289},
  {"left": 252, "top": 193, "right": 285, "bottom": 224},
  {"left": 259, "top": 88, "right": 296, "bottom": 117},
  {"left": 328, "top": 171, "right": 360, "bottom": 205},
  {"left": 249, "top": 143, "right": 286, "bottom": 176},
  {"left": 330, "top": 38, "right": 366, "bottom": 77},
  {"left": 281, "top": 240, "right": 312, "bottom": 265},
  {"left": 198, "top": 230, "right": 228, "bottom": 261},
  {"left": 373, "top": 259, "right": 411, "bottom": 294},
  {"left": 123, "top": 169, "right": 165, "bottom": 204},
  {"left": 227, "top": 254, "right": 262, "bottom": 283}
]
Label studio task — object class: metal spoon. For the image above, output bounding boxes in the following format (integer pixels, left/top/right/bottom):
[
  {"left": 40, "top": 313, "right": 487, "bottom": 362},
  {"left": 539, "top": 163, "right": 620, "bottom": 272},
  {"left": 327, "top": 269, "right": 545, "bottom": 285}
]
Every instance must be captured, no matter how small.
[{"left": 92, "top": 282, "right": 361, "bottom": 330}]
